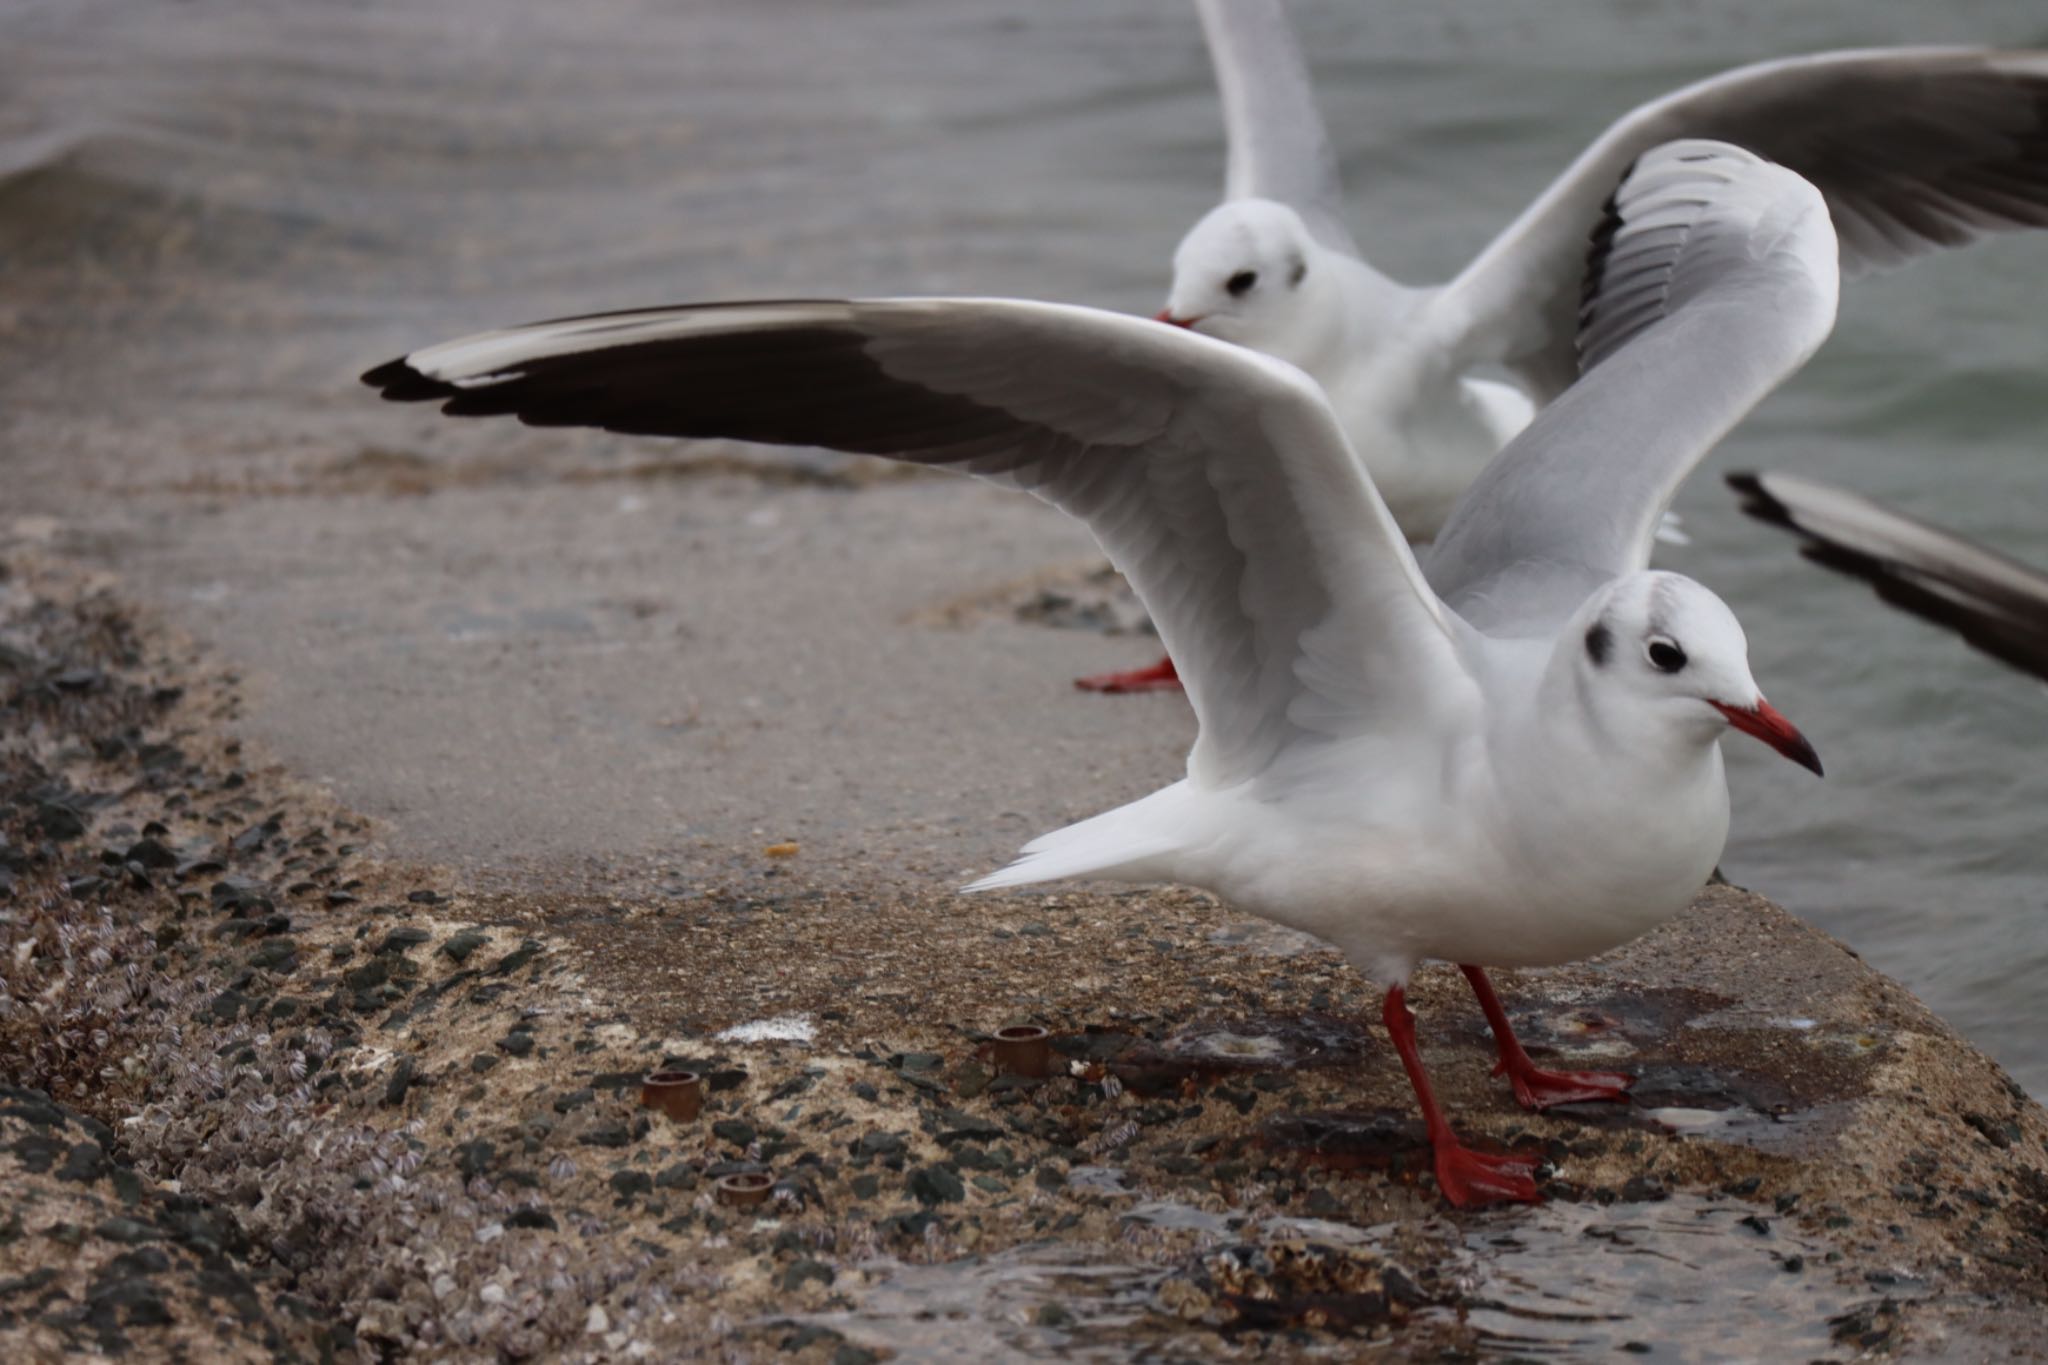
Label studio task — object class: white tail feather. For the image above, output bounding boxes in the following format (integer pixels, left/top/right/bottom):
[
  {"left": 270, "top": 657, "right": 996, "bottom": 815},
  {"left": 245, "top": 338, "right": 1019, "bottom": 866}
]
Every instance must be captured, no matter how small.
[{"left": 963, "top": 783, "right": 1195, "bottom": 893}]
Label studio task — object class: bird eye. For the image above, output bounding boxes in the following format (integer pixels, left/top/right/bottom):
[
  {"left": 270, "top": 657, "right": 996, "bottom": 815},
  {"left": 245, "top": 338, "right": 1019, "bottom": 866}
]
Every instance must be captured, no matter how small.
[
  {"left": 1226, "top": 270, "right": 1258, "bottom": 297},
  {"left": 1646, "top": 637, "right": 1687, "bottom": 672}
]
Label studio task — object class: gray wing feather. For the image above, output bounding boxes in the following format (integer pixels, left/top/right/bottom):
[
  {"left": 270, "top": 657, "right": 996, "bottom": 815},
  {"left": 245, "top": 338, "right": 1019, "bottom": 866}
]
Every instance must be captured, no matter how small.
[
  {"left": 1424, "top": 141, "right": 1841, "bottom": 633},
  {"left": 1431, "top": 48, "right": 2048, "bottom": 402},
  {"left": 366, "top": 297, "right": 1468, "bottom": 785},
  {"left": 1197, "top": 0, "right": 1356, "bottom": 254}
]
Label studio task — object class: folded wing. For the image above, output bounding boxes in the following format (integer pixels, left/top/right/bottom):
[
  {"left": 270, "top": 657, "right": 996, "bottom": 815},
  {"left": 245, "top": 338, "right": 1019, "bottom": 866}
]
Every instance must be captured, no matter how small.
[
  {"left": 1730, "top": 470, "right": 2048, "bottom": 681},
  {"left": 364, "top": 298, "right": 1469, "bottom": 785},
  {"left": 1425, "top": 141, "right": 1840, "bottom": 633},
  {"left": 1430, "top": 48, "right": 2048, "bottom": 401}
]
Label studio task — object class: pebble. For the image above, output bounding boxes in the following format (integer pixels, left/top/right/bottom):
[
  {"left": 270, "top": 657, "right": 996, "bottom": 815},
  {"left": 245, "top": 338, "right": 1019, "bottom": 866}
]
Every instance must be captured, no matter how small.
[
  {"left": 383, "top": 1057, "right": 417, "bottom": 1107},
  {"left": 490, "top": 942, "right": 544, "bottom": 975},
  {"left": 932, "top": 1109, "right": 1003, "bottom": 1144},
  {"left": 378, "top": 926, "right": 432, "bottom": 955},
  {"left": 781, "top": 1259, "right": 835, "bottom": 1291},
  {"left": 440, "top": 929, "right": 490, "bottom": 963},
  {"left": 57, "top": 1141, "right": 109, "bottom": 1183},
  {"left": 95, "top": 1217, "right": 158, "bottom": 1245},
  {"left": 906, "top": 1165, "right": 965, "bottom": 1205},
  {"left": 1621, "top": 1174, "right": 1669, "bottom": 1203},
  {"left": 457, "top": 1140, "right": 496, "bottom": 1179},
  {"left": 124, "top": 837, "right": 179, "bottom": 870}
]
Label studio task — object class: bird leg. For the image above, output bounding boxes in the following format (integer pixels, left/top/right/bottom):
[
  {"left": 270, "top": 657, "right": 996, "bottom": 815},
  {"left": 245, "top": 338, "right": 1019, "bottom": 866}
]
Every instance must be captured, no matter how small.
[
  {"left": 1459, "top": 964, "right": 1634, "bottom": 1111},
  {"left": 1382, "top": 986, "right": 1539, "bottom": 1208},
  {"left": 1072, "top": 653, "right": 1183, "bottom": 693}
]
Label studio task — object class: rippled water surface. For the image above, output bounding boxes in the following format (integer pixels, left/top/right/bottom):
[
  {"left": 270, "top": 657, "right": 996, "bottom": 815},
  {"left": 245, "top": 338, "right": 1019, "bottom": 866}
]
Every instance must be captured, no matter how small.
[{"left": 4, "top": 0, "right": 2047, "bottom": 1089}]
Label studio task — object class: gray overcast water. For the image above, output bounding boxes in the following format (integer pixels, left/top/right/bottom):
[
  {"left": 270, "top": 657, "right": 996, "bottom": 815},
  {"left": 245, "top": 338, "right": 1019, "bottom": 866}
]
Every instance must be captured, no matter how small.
[{"left": 4, "top": 0, "right": 2047, "bottom": 1090}]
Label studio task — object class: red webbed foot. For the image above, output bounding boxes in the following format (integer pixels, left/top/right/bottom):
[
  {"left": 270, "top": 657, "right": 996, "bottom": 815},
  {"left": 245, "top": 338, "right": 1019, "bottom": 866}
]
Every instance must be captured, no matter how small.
[
  {"left": 1434, "top": 1141, "right": 1541, "bottom": 1209},
  {"left": 1459, "top": 966, "right": 1634, "bottom": 1114},
  {"left": 1073, "top": 654, "right": 1182, "bottom": 693},
  {"left": 1498, "top": 1062, "right": 1636, "bottom": 1112}
]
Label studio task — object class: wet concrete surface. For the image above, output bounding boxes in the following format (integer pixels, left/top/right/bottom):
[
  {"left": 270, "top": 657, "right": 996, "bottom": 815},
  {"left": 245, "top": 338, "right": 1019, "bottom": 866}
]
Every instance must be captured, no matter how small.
[{"left": 3, "top": 552, "right": 2046, "bottom": 1361}]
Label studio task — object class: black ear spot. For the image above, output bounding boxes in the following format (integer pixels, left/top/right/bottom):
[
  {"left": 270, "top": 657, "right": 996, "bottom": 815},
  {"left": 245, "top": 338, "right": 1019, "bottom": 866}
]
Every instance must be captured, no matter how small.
[
  {"left": 1584, "top": 623, "right": 1612, "bottom": 666},
  {"left": 1287, "top": 256, "right": 1307, "bottom": 287},
  {"left": 1226, "top": 270, "right": 1258, "bottom": 297}
]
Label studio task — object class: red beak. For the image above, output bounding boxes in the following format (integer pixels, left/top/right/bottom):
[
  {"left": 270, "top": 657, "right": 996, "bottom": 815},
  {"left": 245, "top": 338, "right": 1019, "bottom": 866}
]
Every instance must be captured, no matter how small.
[
  {"left": 1711, "top": 698, "right": 1822, "bottom": 776},
  {"left": 1153, "top": 308, "right": 1197, "bottom": 329}
]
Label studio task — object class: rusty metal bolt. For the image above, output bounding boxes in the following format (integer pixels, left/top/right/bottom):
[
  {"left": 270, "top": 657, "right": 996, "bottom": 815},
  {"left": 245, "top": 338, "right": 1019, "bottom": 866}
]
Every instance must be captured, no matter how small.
[
  {"left": 991, "top": 1023, "right": 1053, "bottom": 1079},
  {"left": 716, "top": 1171, "right": 773, "bottom": 1208},
  {"left": 639, "top": 1070, "right": 703, "bottom": 1123}
]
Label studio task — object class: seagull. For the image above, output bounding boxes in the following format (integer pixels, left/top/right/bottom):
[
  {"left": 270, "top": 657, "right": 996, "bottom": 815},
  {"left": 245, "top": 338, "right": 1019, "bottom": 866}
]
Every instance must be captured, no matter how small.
[
  {"left": 364, "top": 139, "right": 1832, "bottom": 1208},
  {"left": 1170, "top": 1, "right": 2048, "bottom": 526},
  {"left": 1078, "top": 1, "right": 2048, "bottom": 694},
  {"left": 1730, "top": 470, "right": 2048, "bottom": 682}
]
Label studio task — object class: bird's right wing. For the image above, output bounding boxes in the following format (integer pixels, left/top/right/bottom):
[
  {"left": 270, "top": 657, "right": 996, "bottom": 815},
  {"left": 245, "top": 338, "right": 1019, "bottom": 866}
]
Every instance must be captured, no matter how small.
[
  {"left": 364, "top": 297, "right": 1472, "bottom": 787},
  {"left": 1197, "top": 0, "right": 1356, "bottom": 253},
  {"left": 1730, "top": 470, "right": 2048, "bottom": 681},
  {"left": 1424, "top": 141, "right": 1841, "bottom": 634},
  {"left": 1426, "top": 48, "right": 2048, "bottom": 402}
]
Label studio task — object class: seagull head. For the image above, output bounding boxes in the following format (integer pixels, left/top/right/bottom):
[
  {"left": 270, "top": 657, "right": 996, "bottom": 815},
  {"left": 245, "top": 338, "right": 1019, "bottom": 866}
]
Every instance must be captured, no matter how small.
[
  {"left": 1160, "top": 199, "right": 1320, "bottom": 359},
  {"left": 1578, "top": 572, "right": 1822, "bottom": 777}
]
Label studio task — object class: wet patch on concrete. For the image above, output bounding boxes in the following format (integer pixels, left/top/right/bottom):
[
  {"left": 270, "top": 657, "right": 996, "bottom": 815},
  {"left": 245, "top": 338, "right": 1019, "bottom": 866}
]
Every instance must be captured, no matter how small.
[
  {"left": 1441, "top": 982, "right": 1880, "bottom": 1161},
  {"left": 1458, "top": 1194, "right": 1876, "bottom": 1361},
  {"left": 788, "top": 1195, "right": 1885, "bottom": 1359},
  {"left": 1260, "top": 1109, "right": 1444, "bottom": 1188},
  {"left": 1048, "top": 1013, "right": 1382, "bottom": 1101},
  {"left": 1159, "top": 1234, "right": 1437, "bottom": 1337},
  {"left": 786, "top": 1244, "right": 1170, "bottom": 1360}
]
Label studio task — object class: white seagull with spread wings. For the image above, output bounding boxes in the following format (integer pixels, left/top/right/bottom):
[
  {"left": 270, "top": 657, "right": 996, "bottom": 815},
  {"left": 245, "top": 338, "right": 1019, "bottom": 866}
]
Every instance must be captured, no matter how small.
[
  {"left": 1069, "top": 1, "right": 2048, "bottom": 696},
  {"left": 365, "top": 141, "right": 1833, "bottom": 1208},
  {"left": 1170, "top": 0, "right": 2048, "bottom": 534}
]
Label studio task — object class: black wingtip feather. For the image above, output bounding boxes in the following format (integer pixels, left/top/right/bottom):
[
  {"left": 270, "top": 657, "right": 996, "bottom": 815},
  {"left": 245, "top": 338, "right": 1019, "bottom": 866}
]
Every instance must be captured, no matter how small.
[
  {"left": 361, "top": 356, "right": 458, "bottom": 403},
  {"left": 1728, "top": 470, "right": 2048, "bottom": 684},
  {"left": 1724, "top": 471, "right": 1796, "bottom": 529}
]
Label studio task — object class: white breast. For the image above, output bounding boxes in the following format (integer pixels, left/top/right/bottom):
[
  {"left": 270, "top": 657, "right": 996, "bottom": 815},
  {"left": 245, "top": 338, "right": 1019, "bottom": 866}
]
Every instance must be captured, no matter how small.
[{"left": 1153, "top": 697, "right": 1730, "bottom": 986}]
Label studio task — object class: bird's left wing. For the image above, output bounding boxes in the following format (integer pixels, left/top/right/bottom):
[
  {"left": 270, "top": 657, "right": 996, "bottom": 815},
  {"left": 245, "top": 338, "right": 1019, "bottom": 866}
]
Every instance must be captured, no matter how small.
[
  {"left": 1424, "top": 141, "right": 1840, "bottom": 634},
  {"left": 364, "top": 297, "right": 1472, "bottom": 786}
]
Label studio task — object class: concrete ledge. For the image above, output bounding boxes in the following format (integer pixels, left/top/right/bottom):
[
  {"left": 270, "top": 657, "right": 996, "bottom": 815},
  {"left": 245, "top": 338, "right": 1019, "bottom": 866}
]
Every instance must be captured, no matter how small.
[{"left": 2, "top": 554, "right": 2044, "bottom": 1360}]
